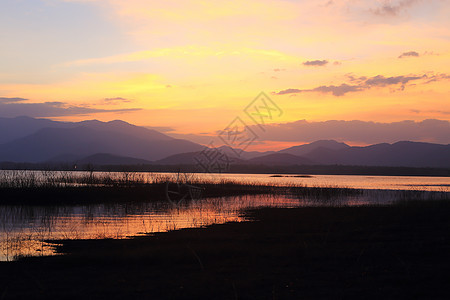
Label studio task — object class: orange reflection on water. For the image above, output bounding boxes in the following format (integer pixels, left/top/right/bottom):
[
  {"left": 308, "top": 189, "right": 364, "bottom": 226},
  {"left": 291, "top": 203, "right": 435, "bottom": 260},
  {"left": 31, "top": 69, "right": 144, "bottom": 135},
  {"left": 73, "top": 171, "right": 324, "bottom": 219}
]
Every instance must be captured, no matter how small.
[
  {"left": 2, "top": 189, "right": 448, "bottom": 261},
  {"left": 1, "top": 194, "right": 302, "bottom": 261}
]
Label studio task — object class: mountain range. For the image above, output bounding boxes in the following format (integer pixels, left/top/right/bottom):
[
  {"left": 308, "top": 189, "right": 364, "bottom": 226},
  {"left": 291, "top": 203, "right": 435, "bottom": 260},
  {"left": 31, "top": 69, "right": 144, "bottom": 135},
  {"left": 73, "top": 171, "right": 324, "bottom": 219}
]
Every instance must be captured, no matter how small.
[
  {"left": 0, "top": 116, "right": 449, "bottom": 168},
  {"left": 0, "top": 116, "right": 202, "bottom": 162}
]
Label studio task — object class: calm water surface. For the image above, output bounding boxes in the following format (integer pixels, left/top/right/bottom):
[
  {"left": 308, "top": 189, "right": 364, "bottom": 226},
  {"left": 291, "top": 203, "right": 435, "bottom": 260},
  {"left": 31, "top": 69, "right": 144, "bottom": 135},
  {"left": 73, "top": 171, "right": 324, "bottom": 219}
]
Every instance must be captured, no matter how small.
[
  {"left": 1, "top": 172, "right": 449, "bottom": 261},
  {"left": 188, "top": 173, "right": 450, "bottom": 191},
  {"left": 0, "top": 194, "right": 308, "bottom": 261},
  {"left": 1, "top": 170, "right": 449, "bottom": 191}
]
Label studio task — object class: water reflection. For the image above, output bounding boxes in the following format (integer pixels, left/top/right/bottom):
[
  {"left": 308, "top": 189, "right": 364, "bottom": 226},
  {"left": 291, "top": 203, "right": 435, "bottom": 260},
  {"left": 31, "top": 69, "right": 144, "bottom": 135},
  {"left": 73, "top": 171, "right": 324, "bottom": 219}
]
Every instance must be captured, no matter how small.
[
  {"left": 1, "top": 170, "right": 449, "bottom": 192},
  {"left": 1, "top": 190, "right": 449, "bottom": 261},
  {"left": 0, "top": 194, "right": 298, "bottom": 261}
]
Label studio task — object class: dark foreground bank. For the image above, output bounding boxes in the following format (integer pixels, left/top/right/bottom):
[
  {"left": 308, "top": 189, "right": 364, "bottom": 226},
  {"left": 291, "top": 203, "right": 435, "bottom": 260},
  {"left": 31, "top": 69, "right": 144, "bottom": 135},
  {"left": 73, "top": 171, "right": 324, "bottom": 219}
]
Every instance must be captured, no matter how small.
[{"left": 1, "top": 200, "right": 449, "bottom": 299}]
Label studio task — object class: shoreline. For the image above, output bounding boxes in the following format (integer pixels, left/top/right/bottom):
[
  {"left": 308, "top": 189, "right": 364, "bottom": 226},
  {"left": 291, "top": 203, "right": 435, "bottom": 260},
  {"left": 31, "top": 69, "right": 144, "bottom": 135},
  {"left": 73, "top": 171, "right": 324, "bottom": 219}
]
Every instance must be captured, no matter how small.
[
  {"left": 1, "top": 200, "right": 449, "bottom": 299},
  {"left": 2, "top": 165, "right": 450, "bottom": 177},
  {"left": 0, "top": 171, "right": 365, "bottom": 205},
  {"left": 1, "top": 170, "right": 449, "bottom": 205}
]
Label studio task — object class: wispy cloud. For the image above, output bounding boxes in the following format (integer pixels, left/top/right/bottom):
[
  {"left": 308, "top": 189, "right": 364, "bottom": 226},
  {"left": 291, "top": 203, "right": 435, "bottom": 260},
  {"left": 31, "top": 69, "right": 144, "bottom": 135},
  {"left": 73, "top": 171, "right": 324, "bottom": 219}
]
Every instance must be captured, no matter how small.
[
  {"left": 424, "top": 73, "right": 450, "bottom": 83},
  {"left": 103, "top": 97, "right": 132, "bottom": 104},
  {"left": 273, "top": 73, "right": 448, "bottom": 96},
  {"left": 411, "top": 109, "right": 450, "bottom": 115},
  {"left": 364, "top": 75, "right": 423, "bottom": 87},
  {"left": 371, "top": 0, "right": 420, "bottom": 17},
  {"left": 0, "top": 97, "right": 28, "bottom": 104},
  {"left": 275, "top": 84, "right": 363, "bottom": 97},
  {"left": 398, "top": 51, "right": 420, "bottom": 58},
  {"left": 0, "top": 99, "right": 141, "bottom": 118},
  {"left": 303, "top": 60, "right": 328, "bottom": 67}
]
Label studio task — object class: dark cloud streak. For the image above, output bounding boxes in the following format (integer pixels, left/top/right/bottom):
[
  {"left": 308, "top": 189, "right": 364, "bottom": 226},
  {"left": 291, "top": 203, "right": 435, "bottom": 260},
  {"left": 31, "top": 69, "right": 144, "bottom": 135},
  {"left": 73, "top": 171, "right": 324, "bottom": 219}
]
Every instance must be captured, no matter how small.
[
  {"left": 0, "top": 97, "right": 28, "bottom": 104},
  {"left": 275, "top": 88, "right": 302, "bottom": 95},
  {"left": 399, "top": 51, "right": 420, "bottom": 58},
  {"left": 276, "top": 84, "right": 363, "bottom": 97},
  {"left": 0, "top": 100, "right": 141, "bottom": 118},
  {"left": 371, "top": 0, "right": 419, "bottom": 17},
  {"left": 103, "top": 97, "right": 132, "bottom": 103},
  {"left": 273, "top": 72, "right": 448, "bottom": 96},
  {"left": 303, "top": 60, "right": 328, "bottom": 67},
  {"left": 364, "top": 75, "right": 423, "bottom": 87}
]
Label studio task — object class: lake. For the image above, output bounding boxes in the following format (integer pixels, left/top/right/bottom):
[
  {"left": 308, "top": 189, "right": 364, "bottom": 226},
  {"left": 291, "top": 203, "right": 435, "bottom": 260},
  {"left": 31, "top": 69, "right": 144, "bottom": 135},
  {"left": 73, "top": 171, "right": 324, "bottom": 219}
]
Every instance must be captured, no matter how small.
[
  {"left": 1, "top": 172, "right": 449, "bottom": 261},
  {"left": 2, "top": 170, "right": 449, "bottom": 191},
  {"left": 186, "top": 173, "right": 450, "bottom": 191}
]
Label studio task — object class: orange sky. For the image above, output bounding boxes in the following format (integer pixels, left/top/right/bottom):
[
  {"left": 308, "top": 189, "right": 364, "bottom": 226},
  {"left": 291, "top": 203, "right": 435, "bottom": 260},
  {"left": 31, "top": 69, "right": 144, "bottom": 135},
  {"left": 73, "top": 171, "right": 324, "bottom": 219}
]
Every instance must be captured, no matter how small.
[{"left": 0, "top": 0, "right": 449, "bottom": 149}]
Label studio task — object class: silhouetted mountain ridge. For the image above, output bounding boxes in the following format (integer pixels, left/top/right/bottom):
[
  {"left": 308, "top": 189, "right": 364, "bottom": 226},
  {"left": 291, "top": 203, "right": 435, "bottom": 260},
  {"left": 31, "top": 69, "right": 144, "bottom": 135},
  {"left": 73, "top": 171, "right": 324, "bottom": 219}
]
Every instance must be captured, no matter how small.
[
  {"left": 247, "top": 153, "right": 314, "bottom": 166},
  {"left": 157, "top": 140, "right": 450, "bottom": 168},
  {"left": 0, "top": 118, "right": 203, "bottom": 162},
  {"left": 280, "top": 140, "right": 350, "bottom": 156},
  {"left": 296, "top": 141, "right": 450, "bottom": 168},
  {"left": 0, "top": 117, "right": 448, "bottom": 168},
  {"left": 77, "top": 153, "right": 152, "bottom": 165},
  {"left": 0, "top": 116, "right": 172, "bottom": 144}
]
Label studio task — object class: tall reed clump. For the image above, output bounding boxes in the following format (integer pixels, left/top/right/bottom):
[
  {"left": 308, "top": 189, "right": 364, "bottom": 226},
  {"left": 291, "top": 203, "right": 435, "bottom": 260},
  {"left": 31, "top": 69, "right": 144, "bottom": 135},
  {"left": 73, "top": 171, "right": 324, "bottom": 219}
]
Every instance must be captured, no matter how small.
[
  {"left": 0, "top": 171, "right": 289, "bottom": 204},
  {"left": 0, "top": 170, "right": 40, "bottom": 188},
  {"left": 0, "top": 170, "right": 156, "bottom": 188},
  {"left": 0, "top": 170, "right": 363, "bottom": 196}
]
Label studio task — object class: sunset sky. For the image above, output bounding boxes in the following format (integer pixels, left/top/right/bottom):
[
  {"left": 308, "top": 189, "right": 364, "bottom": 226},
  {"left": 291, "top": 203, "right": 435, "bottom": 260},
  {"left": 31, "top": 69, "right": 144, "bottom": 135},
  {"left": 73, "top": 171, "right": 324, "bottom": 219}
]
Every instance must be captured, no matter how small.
[{"left": 1, "top": 0, "right": 449, "bottom": 149}]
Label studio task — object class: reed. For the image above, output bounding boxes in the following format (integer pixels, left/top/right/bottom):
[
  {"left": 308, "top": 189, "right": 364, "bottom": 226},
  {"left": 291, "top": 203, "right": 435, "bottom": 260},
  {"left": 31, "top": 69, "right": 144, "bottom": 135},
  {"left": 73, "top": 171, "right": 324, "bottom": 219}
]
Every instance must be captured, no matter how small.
[{"left": 0, "top": 170, "right": 448, "bottom": 206}]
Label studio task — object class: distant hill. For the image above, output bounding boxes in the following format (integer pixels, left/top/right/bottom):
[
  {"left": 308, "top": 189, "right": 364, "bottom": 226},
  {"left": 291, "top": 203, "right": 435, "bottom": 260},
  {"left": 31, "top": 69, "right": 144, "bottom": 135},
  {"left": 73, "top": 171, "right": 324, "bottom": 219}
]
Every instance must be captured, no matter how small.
[
  {"left": 77, "top": 119, "right": 172, "bottom": 142},
  {"left": 156, "top": 140, "right": 450, "bottom": 168},
  {"left": 0, "top": 116, "right": 172, "bottom": 144},
  {"left": 0, "top": 117, "right": 203, "bottom": 163},
  {"left": 155, "top": 151, "right": 201, "bottom": 165},
  {"left": 0, "top": 116, "right": 70, "bottom": 144},
  {"left": 216, "top": 145, "right": 274, "bottom": 160},
  {"left": 47, "top": 153, "right": 152, "bottom": 165},
  {"left": 280, "top": 140, "right": 350, "bottom": 156},
  {"left": 1, "top": 116, "right": 449, "bottom": 168},
  {"left": 156, "top": 151, "right": 247, "bottom": 165},
  {"left": 77, "top": 153, "right": 152, "bottom": 165},
  {"left": 247, "top": 153, "right": 314, "bottom": 166},
  {"left": 47, "top": 154, "right": 82, "bottom": 163},
  {"left": 300, "top": 141, "right": 450, "bottom": 168}
]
